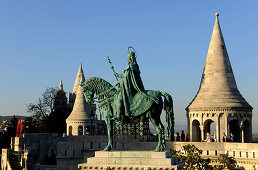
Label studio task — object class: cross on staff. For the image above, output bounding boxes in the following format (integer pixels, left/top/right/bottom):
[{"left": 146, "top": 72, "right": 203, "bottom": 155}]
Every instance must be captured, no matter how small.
[{"left": 107, "top": 56, "right": 118, "bottom": 81}]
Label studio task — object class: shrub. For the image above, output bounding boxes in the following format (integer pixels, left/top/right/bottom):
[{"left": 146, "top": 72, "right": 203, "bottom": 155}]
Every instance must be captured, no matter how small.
[{"left": 171, "top": 144, "right": 212, "bottom": 170}]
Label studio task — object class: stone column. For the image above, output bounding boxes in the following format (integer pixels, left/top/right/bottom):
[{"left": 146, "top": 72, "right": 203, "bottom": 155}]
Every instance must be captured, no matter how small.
[
  {"left": 186, "top": 112, "right": 190, "bottom": 134},
  {"left": 189, "top": 117, "right": 193, "bottom": 142},
  {"left": 250, "top": 117, "right": 253, "bottom": 142},
  {"left": 75, "top": 125, "right": 78, "bottom": 135},
  {"left": 200, "top": 115, "right": 204, "bottom": 141},
  {"left": 216, "top": 117, "right": 220, "bottom": 142},
  {"left": 200, "top": 125, "right": 204, "bottom": 141},
  {"left": 240, "top": 121, "right": 244, "bottom": 143},
  {"left": 241, "top": 129, "right": 244, "bottom": 143},
  {"left": 225, "top": 115, "right": 228, "bottom": 136},
  {"left": 66, "top": 125, "right": 69, "bottom": 136}
]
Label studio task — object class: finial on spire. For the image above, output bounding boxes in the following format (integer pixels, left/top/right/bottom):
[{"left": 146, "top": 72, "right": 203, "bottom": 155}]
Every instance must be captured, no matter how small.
[
  {"left": 215, "top": 13, "right": 219, "bottom": 18},
  {"left": 59, "top": 79, "right": 63, "bottom": 91}
]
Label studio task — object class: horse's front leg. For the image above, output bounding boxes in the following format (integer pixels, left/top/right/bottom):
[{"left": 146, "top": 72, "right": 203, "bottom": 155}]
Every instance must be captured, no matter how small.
[{"left": 104, "top": 116, "right": 113, "bottom": 151}]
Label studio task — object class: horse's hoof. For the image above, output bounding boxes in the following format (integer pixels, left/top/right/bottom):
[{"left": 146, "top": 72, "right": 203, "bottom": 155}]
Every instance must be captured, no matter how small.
[
  {"left": 155, "top": 147, "right": 161, "bottom": 152},
  {"left": 104, "top": 146, "right": 112, "bottom": 151},
  {"left": 155, "top": 145, "right": 165, "bottom": 152}
]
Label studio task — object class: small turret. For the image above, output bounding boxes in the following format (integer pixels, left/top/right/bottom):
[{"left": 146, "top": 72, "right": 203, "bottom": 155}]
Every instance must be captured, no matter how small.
[{"left": 54, "top": 79, "right": 67, "bottom": 112}]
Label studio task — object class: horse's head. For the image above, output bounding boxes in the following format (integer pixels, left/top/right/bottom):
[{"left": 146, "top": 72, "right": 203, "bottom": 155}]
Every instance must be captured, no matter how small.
[
  {"left": 80, "top": 81, "right": 94, "bottom": 103},
  {"left": 81, "top": 77, "right": 114, "bottom": 103}
]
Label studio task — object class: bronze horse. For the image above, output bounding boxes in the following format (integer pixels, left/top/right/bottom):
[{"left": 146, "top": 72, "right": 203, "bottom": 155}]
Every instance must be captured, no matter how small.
[{"left": 80, "top": 77, "right": 174, "bottom": 151}]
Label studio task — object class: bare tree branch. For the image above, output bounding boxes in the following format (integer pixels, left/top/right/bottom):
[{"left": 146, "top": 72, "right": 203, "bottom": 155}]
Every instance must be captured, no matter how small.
[{"left": 27, "top": 87, "right": 58, "bottom": 121}]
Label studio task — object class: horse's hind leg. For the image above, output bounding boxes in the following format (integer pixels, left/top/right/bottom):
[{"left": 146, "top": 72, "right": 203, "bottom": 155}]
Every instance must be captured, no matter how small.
[
  {"left": 104, "top": 116, "right": 113, "bottom": 151},
  {"left": 149, "top": 110, "right": 165, "bottom": 151}
]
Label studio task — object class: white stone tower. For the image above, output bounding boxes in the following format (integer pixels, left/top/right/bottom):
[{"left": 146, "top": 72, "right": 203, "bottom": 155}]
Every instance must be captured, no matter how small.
[
  {"left": 186, "top": 13, "right": 252, "bottom": 143},
  {"left": 66, "top": 63, "right": 97, "bottom": 136}
]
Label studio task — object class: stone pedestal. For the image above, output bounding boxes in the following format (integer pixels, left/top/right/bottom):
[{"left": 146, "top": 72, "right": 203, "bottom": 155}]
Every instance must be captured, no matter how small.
[{"left": 78, "top": 151, "right": 183, "bottom": 170}]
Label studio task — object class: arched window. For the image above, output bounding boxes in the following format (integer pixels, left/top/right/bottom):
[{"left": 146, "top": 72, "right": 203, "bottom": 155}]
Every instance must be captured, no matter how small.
[
  {"left": 86, "top": 126, "right": 90, "bottom": 135},
  {"left": 229, "top": 119, "right": 240, "bottom": 142},
  {"left": 69, "top": 126, "right": 73, "bottom": 135},
  {"left": 243, "top": 120, "right": 251, "bottom": 143},
  {"left": 204, "top": 119, "right": 216, "bottom": 142},
  {"left": 192, "top": 119, "right": 201, "bottom": 142},
  {"left": 78, "top": 126, "right": 83, "bottom": 135}
]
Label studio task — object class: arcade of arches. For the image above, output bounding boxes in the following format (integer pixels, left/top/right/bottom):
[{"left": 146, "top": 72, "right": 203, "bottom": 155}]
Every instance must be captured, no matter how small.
[
  {"left": 188, "top": 112, "right": 252, "bottom": 143},
  {"left": 66, "top": 121, "right": 106, "bottom": 136}
]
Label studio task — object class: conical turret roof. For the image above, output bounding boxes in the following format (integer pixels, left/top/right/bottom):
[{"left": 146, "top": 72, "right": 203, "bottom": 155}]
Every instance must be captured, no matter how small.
[
  {"left": 187, "top": 13, "right": 252, "bottom": 111},
  {"left": 66, "top": 77, "right": 91, "bottom": 121},
  {"left": 72, "top": 63, "right": 85, "bottom": 95}
]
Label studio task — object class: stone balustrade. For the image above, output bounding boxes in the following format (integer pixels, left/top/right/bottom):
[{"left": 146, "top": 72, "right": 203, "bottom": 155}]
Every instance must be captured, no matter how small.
[{"left": 168, "top": 142, "right": 258, "bottom": 160}]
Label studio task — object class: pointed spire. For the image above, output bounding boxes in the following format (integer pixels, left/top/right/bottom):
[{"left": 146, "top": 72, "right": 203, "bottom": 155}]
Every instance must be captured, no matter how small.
[
  {"left": 59, "top": 79, "right": 63, "bottom": 91},
  {"left": 187, "top": 13, "right": 252, "bottom": 110},
  {"left": 66, "top": 76, "right": 91, "bottom": 121},
  {"left": 72, "top": 63, "right": 85, "bottom": 94}
]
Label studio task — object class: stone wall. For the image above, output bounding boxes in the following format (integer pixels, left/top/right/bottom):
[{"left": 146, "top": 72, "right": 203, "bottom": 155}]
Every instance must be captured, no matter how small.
[
  {"left": 1, "top": 149, "right": 12, "bottom": 170},
  {"left": 3, "top": 133, "right": 258, "bottom": 169},
  {"left": 1, "top": 133, "right": 60, "bottom": 170},
  {"left": 57, "top": 136, "right": 258, "bottom": 169}
]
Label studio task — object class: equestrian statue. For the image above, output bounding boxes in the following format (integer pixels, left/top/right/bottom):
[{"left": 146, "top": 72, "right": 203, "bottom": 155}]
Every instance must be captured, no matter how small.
[{"left": 80, "top": 47, "right": 174, "bottom": 151}]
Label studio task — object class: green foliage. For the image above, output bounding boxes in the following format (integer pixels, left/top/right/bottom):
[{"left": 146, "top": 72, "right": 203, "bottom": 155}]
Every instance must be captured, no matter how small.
[
  {"left": 213, "top": 155, "right": 238, "bottom": 170},
  {"left": 220, "top": 155, "right": 237, "bottom": 169},
  {"left": 171, "top": 144, "right": 238, "bottom": 170},
  {"left": 171, "top": 144, "right": 212, "bottom": 170}
]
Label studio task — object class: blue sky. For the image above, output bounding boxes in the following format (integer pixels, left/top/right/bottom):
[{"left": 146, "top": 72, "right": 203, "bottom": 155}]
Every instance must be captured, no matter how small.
[{"left": 0, "top": 1, "right": 258, "bottom": 131}]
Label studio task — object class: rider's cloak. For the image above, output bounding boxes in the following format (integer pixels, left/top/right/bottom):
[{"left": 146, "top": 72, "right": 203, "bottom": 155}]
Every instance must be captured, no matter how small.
[{"left": 118, "top": 53, "right": 160, "bottom": 117}]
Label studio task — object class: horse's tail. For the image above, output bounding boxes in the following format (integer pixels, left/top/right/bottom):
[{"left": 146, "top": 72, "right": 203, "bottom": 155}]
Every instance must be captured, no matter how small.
[{"left": 161, "top": 92, "right": 174, "bottom": 142}]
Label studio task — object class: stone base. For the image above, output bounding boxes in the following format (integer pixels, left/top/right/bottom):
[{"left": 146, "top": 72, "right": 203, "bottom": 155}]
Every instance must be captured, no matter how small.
[{"left": 78, "top": 151, "right": 183, "bottom": 170}]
